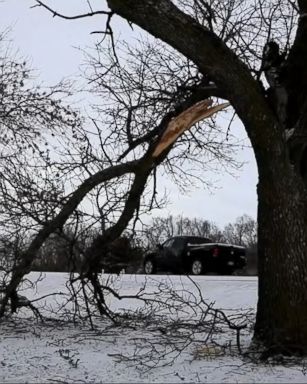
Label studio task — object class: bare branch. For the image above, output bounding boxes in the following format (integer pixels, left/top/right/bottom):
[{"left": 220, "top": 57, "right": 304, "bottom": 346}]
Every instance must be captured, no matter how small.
[{"left": 32, "top": 1, "right": 111, "bottom": 20}]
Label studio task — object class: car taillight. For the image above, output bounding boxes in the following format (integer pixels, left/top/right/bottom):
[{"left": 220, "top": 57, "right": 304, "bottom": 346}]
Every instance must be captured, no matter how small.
[{"left": 212, "top": 247, "right": 219, "bottom": 257}]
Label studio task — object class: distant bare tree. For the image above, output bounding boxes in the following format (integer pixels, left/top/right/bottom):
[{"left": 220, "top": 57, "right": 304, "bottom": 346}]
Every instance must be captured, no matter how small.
[
  {"left": 142, "top": 214, "right": 223, "bottom": 248},
  {"left": 223, "top": 215, "right": 257, "bottom": 248}
]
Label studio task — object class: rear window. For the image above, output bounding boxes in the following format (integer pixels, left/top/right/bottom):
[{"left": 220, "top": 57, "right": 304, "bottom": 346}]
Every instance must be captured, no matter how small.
[{"left": 186, "top": 237, "right": 212, "bottom": 245}]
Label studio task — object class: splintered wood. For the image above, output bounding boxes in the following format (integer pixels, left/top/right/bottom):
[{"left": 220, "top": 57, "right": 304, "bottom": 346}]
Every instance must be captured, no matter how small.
[{"left": 152, "top": 99, "right": 230, "bottom": 158}]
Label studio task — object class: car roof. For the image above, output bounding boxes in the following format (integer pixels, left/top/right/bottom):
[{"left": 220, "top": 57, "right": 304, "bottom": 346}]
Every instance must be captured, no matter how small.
[{"left": 171, "top": 235, "right": 212, "bottom": 243}]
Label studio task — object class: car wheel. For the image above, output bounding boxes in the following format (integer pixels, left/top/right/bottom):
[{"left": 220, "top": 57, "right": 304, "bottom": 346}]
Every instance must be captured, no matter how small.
[
  {"left": 190, "top": 259, "right": 204, "bottom": 275},
  {"left": 144, "top": 258, "right": 156, "bottom": 274}
]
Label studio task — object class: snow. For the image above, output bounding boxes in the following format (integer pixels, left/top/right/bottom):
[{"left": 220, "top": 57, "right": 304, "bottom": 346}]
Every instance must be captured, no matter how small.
[{"left": 0, "top": 272, "right": 306, "bottom": 383}]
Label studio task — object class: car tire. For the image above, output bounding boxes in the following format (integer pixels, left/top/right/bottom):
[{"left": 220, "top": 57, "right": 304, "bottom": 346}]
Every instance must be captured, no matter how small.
[
  {"left": 190, "top": 259, "right": 204, "bottom": 275},
  {"left": 143, "top": 258, "right": 156, "bottom": 274}
]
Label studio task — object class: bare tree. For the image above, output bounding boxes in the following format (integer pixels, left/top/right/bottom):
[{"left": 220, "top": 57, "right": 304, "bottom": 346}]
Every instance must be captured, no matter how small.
[
  {"left": 0, "top": 35, "right": 237, "bottom": 317},
  {"left": 142, "top": 214, "right": 223, "bottom": 248},
  {"left": 31, "top": 0, "right": 307, "bottom": 356},
  {"left": 223, "top": 215, "right": 257, "bottom": 248}
]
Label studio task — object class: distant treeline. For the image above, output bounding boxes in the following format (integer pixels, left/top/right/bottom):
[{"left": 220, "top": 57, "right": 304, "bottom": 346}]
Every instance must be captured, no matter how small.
[{"left": 0, "top": 214, "right": 257, "bottom": 274}]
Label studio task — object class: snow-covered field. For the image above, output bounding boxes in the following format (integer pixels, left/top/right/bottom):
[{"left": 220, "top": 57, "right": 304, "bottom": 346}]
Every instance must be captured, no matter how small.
[{"left": 0, "top": 273, "right": 306, "bottom": 383}]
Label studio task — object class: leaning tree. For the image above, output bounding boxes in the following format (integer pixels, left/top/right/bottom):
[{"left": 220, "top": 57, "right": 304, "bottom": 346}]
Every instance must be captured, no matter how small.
[
  {"left": 0, "top": 35, "right": 236, "bottom": 316},
  {"left": 32, "top": 0, "right": 307, "bottom": 356}
]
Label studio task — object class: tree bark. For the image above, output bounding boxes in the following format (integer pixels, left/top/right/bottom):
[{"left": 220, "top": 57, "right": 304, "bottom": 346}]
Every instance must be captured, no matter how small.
[{"left": 255, "top": 157, "right": 307, "bottom": 355}]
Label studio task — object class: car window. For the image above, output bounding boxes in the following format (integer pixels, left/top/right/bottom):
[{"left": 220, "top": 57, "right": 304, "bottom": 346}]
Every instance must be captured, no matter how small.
[
  {"left": 163, "top": 238, "right": 174, "bottom": 248},
  {"left": 171, "top": 238, "right": 186, "bottom": 257},
  {"left": 172, "top": 238, "right": 185, "bottom": 252},
  {"left": 187, "top": 237, "right": 211, "bottom": 245}
]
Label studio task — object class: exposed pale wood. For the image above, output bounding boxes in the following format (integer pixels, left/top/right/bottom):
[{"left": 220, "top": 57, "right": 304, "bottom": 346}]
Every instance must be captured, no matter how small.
[{"left": 152, "top": 100, "right": 230, "bottom": 158}]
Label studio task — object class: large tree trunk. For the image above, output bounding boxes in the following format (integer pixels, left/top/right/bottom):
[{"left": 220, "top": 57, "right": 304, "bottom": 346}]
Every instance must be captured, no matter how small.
[
  {"left": 253, "top": 0, "right": 307, "bottom": 354},
  {"left": 255, "top": 155, "right": 307, "bottom": 355}
]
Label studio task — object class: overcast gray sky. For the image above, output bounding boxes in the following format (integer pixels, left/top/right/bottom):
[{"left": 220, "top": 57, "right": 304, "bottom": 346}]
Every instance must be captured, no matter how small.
[{"left": 0, "top": 0, "right": 258, "bottom": 227}]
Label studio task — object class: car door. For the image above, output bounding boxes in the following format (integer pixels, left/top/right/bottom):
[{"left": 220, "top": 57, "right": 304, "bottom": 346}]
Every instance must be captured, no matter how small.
[
  {"left": 169, "top": 237, "right": 186, "bottom": 271},
  {"left": 159, "top": 237, "right": 186, "bottom": 272},
  {"left": 157, "top": 238, "right": 175, "bottom": 270}
]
